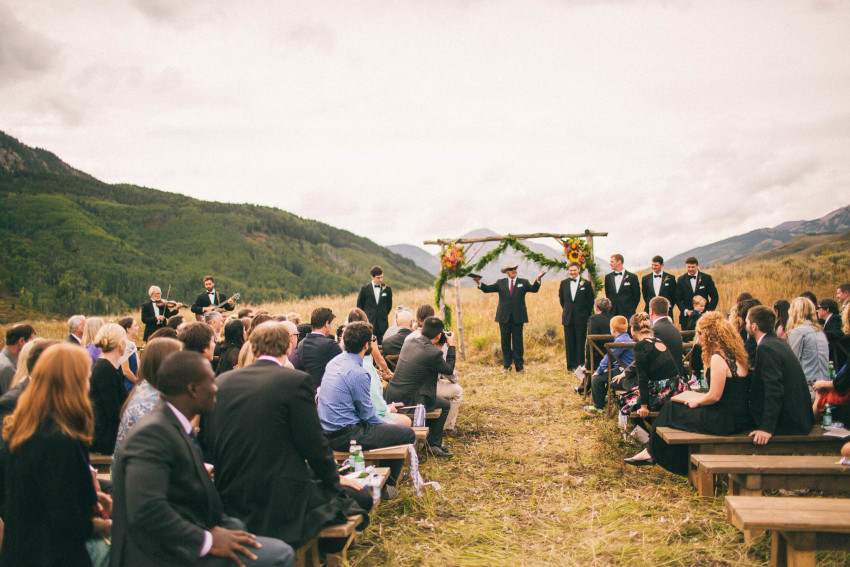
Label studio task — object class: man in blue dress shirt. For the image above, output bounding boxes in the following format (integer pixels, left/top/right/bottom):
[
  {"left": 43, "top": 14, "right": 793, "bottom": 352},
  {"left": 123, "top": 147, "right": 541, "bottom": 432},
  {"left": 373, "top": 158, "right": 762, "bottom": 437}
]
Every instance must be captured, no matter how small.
[{"left": 317, "top": 321, "right": 415, "bottom": 499}]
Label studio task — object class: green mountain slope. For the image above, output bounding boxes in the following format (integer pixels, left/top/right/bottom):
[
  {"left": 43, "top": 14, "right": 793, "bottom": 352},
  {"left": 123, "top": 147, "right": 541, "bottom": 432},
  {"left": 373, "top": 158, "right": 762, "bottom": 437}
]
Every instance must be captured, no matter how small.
[
  {"left": 731, "top": 228, "right": 850, "bottom": 263},
  {"left": 0, "top": 131, "right": 433, "bottom": 319}
]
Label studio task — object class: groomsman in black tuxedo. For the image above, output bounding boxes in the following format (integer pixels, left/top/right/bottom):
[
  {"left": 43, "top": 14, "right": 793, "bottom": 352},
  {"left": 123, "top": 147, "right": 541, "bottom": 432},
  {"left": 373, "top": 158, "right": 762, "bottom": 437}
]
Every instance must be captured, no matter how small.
[
  {"left": 675, "top": 257, "right": 719, "bottom": 327},
  {"left": 355, "top": 266, "right": 393, "bottom": 344},
  {"left": 641, "top": 255, "right": 677, "bottom": 317},
  {"left": 559, "top": 262, "right": 595, "bottom": 371},
  {"left": 473, "top": 263, "right": 544, "bottom": 372},
  {"left": 190, "top": 276, "right": 235, "bottom": 322},
  {"left": 604, "top": 254, "right": 640, "bottom": 318}
]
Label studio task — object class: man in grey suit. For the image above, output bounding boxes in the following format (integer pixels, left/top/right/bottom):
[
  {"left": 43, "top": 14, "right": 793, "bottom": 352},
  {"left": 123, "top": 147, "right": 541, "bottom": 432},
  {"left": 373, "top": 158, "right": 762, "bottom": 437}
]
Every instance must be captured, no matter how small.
[
  {"left": 384, "top": 316, "right": 456, "bottom": 456},
  {"left": 111, "top": 351, "right": 293, "bottom": 567},
  {"left": 473, "top": 263, "right": 544, "bottom": 372}
]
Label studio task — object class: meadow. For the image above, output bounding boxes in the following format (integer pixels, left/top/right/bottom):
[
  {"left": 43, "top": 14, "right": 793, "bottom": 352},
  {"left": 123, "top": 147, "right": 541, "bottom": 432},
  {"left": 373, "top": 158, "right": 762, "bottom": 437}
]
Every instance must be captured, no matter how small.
[{"left": 3, "top": 254, "right": 850, "bottom": 565}]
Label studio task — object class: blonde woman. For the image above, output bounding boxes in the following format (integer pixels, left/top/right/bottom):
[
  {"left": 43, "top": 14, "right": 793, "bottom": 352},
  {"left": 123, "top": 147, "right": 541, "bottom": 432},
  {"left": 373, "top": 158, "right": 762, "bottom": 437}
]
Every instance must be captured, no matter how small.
[
  {"left": 786, "top": 297, "right": 829, "bottom": 385},
  {"left": 82, "top": 316, "right": 105, "bottom": 367},
  {"left": 89, "top": 323, "right": 128, "bottom": 455},
  {"left": 9, "top": 338, "right": 43, "bottom": 390}
]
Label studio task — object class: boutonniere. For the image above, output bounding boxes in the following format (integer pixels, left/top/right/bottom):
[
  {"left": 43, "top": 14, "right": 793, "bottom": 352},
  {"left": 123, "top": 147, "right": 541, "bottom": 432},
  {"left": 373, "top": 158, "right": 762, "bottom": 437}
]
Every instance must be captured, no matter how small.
[{"left": 579, "top": 284, "right": 585, "bottom": 289}]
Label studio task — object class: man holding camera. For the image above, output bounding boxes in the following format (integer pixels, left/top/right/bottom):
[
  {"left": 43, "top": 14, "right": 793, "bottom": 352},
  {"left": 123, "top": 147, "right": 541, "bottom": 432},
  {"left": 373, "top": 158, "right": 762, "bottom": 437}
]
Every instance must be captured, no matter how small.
[{"left": 384, "top": 316, "right": 456, "bottom": 457}]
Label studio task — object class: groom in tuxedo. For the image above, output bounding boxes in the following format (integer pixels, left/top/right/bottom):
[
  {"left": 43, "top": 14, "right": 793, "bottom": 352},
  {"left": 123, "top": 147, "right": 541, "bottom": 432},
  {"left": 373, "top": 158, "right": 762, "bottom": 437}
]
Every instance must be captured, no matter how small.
[
  {"left": 356, "top": 266, "right": 393, "bottom": 344},
  {"left": 640, "top": 255, "right": 677, "bottom": 317},
  {"left": 559, "top": 262, "right": 595, "bottom": 371},
  {"left": 604, "top": 254, "right": 640, "bottom": 318},
  {"left": 473, "top": 263, "right": 544, "bottom": 372}
]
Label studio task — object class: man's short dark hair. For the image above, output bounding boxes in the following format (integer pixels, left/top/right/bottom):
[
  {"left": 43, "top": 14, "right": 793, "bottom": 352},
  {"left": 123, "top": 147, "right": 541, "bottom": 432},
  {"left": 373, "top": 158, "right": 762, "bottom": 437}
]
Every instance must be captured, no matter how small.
[
  {"left": 204, "top": 275, "right": 215, "bottom": 283},
  {"left": 651, "top": 255, "right": 664, "bottom": 264},
  {"left": 611, "top": 253, "right": 624, "bottom": 263},
  {"left": 568, "top": 262, "right": 581, "bottom": 269},
  {"left": 237, "top": 308, "right": 253, "bottom": 319},
  {"left": 819, "top": 298, "right": 839, "bottom": 315},
  {"left": 296, "top": 323, "right": 312, "bottom": 345},
  {"left": 250, "top": 322, "right": 290, "bottom": 357},
  {"left": 5, "top": 324, "right": 35, "bottom": 346},
  {"left": 27, "top": 339, "right": 59, "bottom": 374},
  {"left": 421, "top": 317, "right": 445, "bottom": 340},
  {"left": 747, "top": 305, "right": 776, "bottom": 334},
  {"left": 343, "top": 321, "right": 373, "bottom": 354},
  {"left": 838, "top": 283, "right": 850, "bottom": 295},
  {"left": 594, "top": 297, "right": 611, "bottom": 314},
  {"left": 157, "top": 351, "right": 213, "bottom": 397},
  {"left": 416, "top": 304, "right": 435, "bottom": 324},
  {"left": 685, "top": 256, "right": 699, "bottom": 265},
  {"left": 177, "top": 322, "right": 215, "bottom": 354},
  {"left": 649, "top": 296, "right": 669, "bottom": 316},
  {"left": 370, "top": 266, "right": 384, "bottom": 278},
  {"left": 149, "top": 327, "right": 178, "bottom": 341},
  {"left": 310, "top": 307, "right": 336, "bottom": 330}
]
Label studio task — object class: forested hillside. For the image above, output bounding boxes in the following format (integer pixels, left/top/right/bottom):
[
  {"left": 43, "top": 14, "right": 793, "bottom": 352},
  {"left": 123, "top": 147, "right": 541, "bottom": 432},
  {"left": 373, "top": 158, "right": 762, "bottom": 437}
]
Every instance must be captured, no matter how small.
[{"left": 0, "top": 132, "right": 432, "bottom": 319}]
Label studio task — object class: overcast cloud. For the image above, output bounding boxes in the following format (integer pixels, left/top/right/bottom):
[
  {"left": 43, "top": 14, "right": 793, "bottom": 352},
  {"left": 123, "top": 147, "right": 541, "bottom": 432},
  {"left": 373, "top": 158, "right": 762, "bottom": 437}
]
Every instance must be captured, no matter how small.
[{"left": 2, "top": 0, "right": 850, "bottom": 269}]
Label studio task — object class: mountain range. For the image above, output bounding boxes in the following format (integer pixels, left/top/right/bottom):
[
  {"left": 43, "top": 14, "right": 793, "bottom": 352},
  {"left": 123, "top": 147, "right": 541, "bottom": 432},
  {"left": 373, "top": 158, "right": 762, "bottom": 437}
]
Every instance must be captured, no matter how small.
[{"left": 0, "top": 130, "right": 433, "bottom": 320}]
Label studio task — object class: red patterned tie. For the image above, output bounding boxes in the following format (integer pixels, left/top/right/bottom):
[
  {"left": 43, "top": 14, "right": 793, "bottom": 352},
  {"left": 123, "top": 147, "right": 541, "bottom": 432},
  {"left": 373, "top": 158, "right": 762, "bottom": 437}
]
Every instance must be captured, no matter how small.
[{"left": 509, "top": 279, "right": 514, "bottom": 295}]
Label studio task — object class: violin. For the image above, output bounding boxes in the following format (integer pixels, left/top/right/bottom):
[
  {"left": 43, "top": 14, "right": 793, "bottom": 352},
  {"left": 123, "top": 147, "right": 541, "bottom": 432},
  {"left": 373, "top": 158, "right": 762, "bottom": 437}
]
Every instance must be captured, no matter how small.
[{"left": 155, "top": 299, "right": 188, "bottom": 309}]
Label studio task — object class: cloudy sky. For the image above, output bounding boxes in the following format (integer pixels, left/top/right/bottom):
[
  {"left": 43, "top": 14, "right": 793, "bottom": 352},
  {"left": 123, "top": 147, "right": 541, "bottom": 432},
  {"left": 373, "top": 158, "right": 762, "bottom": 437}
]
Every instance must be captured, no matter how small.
[{"left": 3, "top": 0, "right": 850, "bottom": 268}]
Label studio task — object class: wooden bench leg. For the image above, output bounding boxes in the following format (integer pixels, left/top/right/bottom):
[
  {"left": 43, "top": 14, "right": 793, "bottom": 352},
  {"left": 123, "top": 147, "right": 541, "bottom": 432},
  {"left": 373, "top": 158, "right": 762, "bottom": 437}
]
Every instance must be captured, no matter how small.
[
  {"left": 294, "top": 538, "right": 319, "bottom": 567},
  {"left": 779, "top": 531, "right": 816, "bottom": 567},
  {"left": 324, "top": 533, "right": 356, "bottom": 567},
  {"left": 693, "top": 464, "right": 714, "bottom": 497}
]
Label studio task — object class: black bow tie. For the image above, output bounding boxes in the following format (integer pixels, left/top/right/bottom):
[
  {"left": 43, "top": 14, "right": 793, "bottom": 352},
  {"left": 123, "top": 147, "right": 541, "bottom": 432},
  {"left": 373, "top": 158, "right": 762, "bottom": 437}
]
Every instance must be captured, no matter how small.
[
  {"left": 374, "top": 285, "right": 381, "bottom": 288},
  {"left": 689, "top": 275, "right": 697, "bottom": 280},
  {"left": 569, "top": 278, "right": 577, "bottom": 282},
  {"left": 654, "top": 274, "right": 662, "bottom": 278},
  {"left": 614, "top": 272, "right": 622, "bottom": 276}
]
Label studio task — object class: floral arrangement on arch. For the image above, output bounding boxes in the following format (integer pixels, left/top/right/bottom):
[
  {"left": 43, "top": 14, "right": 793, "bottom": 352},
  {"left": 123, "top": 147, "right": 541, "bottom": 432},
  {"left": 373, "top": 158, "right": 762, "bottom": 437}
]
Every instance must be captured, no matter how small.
[
  {"left": 563, "top": 237, "right": 590, "bottom": 269},
  {"left": 440, "top": 244, "right": 465, "bottom": 275}
]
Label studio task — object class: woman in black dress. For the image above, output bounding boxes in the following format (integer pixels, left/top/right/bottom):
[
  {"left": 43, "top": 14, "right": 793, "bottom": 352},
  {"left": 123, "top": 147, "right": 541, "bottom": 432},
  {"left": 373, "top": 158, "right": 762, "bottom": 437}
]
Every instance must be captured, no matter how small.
[
  {"left": 89, "top": 323, "right": 129, "bottom": 455},
  {"left": 216, "top": 319, "right": 247, "bottom": 375},
  {"left": 624, "top": 311, "right": 751, "bottom": 473}
]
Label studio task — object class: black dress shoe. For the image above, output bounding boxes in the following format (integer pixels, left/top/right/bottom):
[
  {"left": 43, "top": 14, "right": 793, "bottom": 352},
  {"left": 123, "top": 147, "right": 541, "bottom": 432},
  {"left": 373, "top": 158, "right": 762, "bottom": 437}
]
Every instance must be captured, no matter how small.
[
  {"left": 623, "top": 456, "right": 655, "bottom": 466},
  {"left": 574, "top": 386, "right": 585, "bottom": 394}
]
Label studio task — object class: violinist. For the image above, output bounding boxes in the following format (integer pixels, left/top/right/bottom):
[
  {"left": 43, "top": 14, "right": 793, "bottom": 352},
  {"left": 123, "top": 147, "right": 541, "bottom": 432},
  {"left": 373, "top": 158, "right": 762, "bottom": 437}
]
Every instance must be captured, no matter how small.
[
  {"left": 190, "top": 275, "right": 236, "bottom": 321},
  {"left": 141, "top": 286, "right": 181, "bottom": 341}
]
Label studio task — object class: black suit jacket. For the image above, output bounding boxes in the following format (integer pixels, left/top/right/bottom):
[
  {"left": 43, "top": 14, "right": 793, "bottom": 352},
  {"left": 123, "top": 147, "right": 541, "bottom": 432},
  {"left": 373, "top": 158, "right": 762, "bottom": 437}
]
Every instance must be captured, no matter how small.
[
  {"left": 384, "top": 336, "right": 455, "bottom": 408},
  {"left": 478, "top": 277, "right": 541, "bottom": 324},
  {"left": 641, "top": 272, "right": 677, "bottom": 314},
  {"left": 200, "top": 361, "right": 358, "bottom": 547},
  {"left": 190, "top": 290, "right": 235, "bottom": 317},
  {"left": 355, "top": 284, "right": 393, "bottom": 338},
  {"left": 140, "top": 301, "right": 179, "bottom": 341},
  {"left": 749, "top": 333, "right": 814, "bottom": 435},
  {"left": 604, "top": 271, "right": 641, "bottom": 318},
  {"left": 298, "top": 333, "right": 343, "bottom": 392},
  {"left": 650, "top": 317, "right": 684, "bottom": 376},
  {"left": 111, "top": 402, "right": 225, "bottom": 566},
  {"left": 558, "top": 277, "right": 595, "bottom": 327},
  {"left": 675, "top": 272, "right": 719, "bottom": 324},
  {"left": 381, "top": 327, "right": 413, "bottom": 357}
]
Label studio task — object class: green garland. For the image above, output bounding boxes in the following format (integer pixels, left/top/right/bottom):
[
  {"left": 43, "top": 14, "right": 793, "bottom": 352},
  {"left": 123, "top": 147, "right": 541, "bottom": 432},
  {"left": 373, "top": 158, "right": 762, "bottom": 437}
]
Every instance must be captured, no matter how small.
[{"left": 434, "top": 236, "right": 602, "bottom": 327}]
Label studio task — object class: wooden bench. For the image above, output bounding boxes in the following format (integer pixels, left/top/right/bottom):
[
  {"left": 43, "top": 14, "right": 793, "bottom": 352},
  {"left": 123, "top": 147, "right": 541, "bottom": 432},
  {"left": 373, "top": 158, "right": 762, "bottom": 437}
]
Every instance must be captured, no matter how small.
[
  {"left": 691, "top": 454, "right": 850, "bottom": 497},
  {"left": 89, "top": 453, "right": 112, "bottom": 474},
  {"left": 655, "top": 427, "right": 847, "bottom": 490},
  {"left": 398, "top": 407, "right": 442, "bottom": 420},
  {"left": 333, "top": 444, "right": 409, "bottom": 465},
  {"left": 726, "top": 496, "right": 850, "bottom": 566}
]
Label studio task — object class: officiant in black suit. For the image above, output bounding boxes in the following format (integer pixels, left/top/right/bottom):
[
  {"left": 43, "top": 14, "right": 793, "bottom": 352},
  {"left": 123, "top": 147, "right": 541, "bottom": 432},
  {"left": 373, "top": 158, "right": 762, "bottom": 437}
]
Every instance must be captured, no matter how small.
[
  {"left": 355, "top": 266, "right": 393, "bottom": 344},
  {"left": 675, "top": 257, "right": 718, "bottom": 326},
  {"left": 559, "top": 262, "right": 595, "bottom": 371},
  {"left": 473, "top": 263, "right": 544, "bottom": 372},
  {"left": 641, "top": 255, "right": 677, "bottom": 316},
  {"left": 604, "top": 254, "right": 641, "bottom": 318},
  {"left": 190, "top": 275, "right": 235, "bottom": 321}
]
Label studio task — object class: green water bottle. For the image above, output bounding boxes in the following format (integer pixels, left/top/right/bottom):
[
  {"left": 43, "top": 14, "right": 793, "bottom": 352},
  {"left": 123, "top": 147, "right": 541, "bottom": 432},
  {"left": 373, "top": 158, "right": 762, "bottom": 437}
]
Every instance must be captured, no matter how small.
[
  {"left": 353, "top": 444, "right": 365, "bottom": 473},
  {"left": 823, "top": 404, "right": 834, "bottom": 427},
  {"left": 829, "top": 362, "right": 836, "bottom": 380},
  {"left": 699, "top": 370, "right": 708, "bottom": 391}
]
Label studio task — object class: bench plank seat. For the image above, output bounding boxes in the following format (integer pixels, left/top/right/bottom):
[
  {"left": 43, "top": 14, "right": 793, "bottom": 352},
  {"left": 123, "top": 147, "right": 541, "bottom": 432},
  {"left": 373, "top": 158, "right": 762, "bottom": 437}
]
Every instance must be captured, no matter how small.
[{"left": 333, "top": 444, "right": 408, "bottom": 463}]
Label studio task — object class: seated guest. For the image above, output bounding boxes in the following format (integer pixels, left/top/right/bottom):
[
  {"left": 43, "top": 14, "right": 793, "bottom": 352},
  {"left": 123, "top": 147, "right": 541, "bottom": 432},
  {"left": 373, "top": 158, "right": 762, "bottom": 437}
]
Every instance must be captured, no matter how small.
[
  {"left": 576, "top": 297, "right": 613, "bottom": 393},
  {"left": 774, "top": 299, "right": 790, "bottom": 339},
  {"left": 319, "top": 321, "right": 416, "bottom": 496},
  {"left": 90, "top": 323, "right": 129, "bottom": 455},
  {"left": 279, "top": 320, "right": 299, "bottom": 369},
  {"left": 178, "top": 321, "right": 217, "bottom": 364},
  {"left": 685, "top": 295, "right": 706, "bottom": 331},
  {"left": 583, "top": 316, "right": 634, "bottom": 415},
  {"left": 616, "top": 312, "right": 684, "bottom": 417},
  {"left": 204, "top": 310, "right": 225, "bottom": 370},
  {"left": 216, "top": 320, "right": 247, "bottom": 376},
  {"left": 381, "top": 307, "right": 416, "bottom": 356},
  {"left": 736, "top": 298, "right": 762, "bottom": 362},
  {"left": 625, "top": 311, "right": 751, "bottom": 471},
  {"left": 0, "top": 324, "right": 37, "bottom": 396},
  {"left": 83, "top": 317, "right": 105, "bottom": 367},
  {"left": 0, "top": 339, "right": 58, "bottom": 445},
  {"left": 344, "top": 309, "right": 410, "bottom": 426},
  {"left": 111, "top": 351, "right": 294, "bottom": 566},
  {"left": 813, "top": 307, "right": 850, "bottom": 425},
  {"left": 746, "top": 305, "right": 814, "bottom": 444},
  {"left": 799, "top": 290, "right": 819, "bottom": 308},
  {"left": 113, "top": 337, "right": 183, "bottom": 457},
  {"left": 117, "top": 316, "right": 141, "bottom": 391},
  {"left": 166, "top": 314, "right": 186, "bottom": 330},
  {"left": 237, "top": 307, "right": 254, "bottom": 320},
  {"left": 384, "top": 316, "right": 455, "bottom": 456},
  {"left": 285, "top": 312, "right": 302, "bottom": 325},
  {"left": 297, "top": 307, "right": 342, "bottom": 392},
  {"left": 67, "top": 314, "right": 86, "bottom": 344},
  {"left": 287, "top": 324, "right": 313, "bottom": 370},
  {"left": 248, "top": 314, "right": 273, "bottom": 337},
  {"left": 201, "top": 322, "right": 372, "bottom": 548},
  {"left": 786, "top": 297, "right": 829, "bottom": 385},
  {"left": 818, "top": 298, "right": 845, "bottom": 368},
  {"left": 0, "top": 343, "right": 112, "bottom": 565},
  {"left": 148, "top": 327, "right": 178, "bottom": 340}
]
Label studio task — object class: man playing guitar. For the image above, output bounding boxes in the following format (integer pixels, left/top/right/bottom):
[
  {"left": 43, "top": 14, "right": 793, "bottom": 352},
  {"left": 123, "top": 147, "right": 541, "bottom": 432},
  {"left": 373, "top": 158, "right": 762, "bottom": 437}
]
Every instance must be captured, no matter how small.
[{"left": 190, "top": 275, "right": 236, "bottom": 321}]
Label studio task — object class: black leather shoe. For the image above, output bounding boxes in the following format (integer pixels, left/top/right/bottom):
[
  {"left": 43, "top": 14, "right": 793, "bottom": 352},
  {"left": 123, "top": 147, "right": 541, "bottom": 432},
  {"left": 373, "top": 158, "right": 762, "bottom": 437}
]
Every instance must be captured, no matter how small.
[
  {"left": 429, "top": 445, "right": 454, "bottom": 458},
  {"left": 623, "top": 456, "right": 655, "bottom": 466},
  {"left": 574, "top": 386, "right": 585, "bottom": 394}
]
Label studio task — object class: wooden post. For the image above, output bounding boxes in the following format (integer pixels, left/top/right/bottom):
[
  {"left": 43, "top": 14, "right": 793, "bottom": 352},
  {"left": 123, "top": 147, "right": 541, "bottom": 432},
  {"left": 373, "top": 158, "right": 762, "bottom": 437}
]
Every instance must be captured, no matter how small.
[
  {"left": 438, "top": 245, "right": 447, "bottom": 320},
  {"left": 454, "top": 275, "right": 466, "bottom": 360},
  {"left": 584, "top": 229, "right": 594, "bottom": 284}
]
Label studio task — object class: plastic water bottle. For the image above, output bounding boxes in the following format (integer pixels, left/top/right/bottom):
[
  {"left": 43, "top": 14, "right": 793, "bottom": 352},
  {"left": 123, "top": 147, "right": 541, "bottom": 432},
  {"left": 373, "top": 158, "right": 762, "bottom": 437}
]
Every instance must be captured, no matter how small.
[
  {"left": 829, "top": 362, "right": 836, "bottom": 380},
  {"left": 823, "top": 404, "right": 834, "bottom": 427},
  {"left": 413, "top": 404, "right": 426, "bottom": 428},
  {"left": 353, "top": 444, "right": 365, "bottom": 473},
  {"left": 699, "top": 370, "right": 708, "bottom": 391},
  {"left": 348, "top": 440, "right": 358, "bottom": 470}
]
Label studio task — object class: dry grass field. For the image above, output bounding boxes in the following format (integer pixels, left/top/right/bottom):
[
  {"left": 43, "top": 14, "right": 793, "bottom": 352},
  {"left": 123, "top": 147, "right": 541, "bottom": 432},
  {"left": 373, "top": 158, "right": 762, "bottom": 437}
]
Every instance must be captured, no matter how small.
[{"left": 3, "top": 254, "right": 849, "bottom": 565}]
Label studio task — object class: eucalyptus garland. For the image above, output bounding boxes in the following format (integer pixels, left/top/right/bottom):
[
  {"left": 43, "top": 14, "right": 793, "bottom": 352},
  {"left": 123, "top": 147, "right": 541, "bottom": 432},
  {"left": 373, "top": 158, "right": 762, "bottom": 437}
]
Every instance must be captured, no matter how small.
[{"left": 434, "top": 235, "right": 601, "bottom": 327}]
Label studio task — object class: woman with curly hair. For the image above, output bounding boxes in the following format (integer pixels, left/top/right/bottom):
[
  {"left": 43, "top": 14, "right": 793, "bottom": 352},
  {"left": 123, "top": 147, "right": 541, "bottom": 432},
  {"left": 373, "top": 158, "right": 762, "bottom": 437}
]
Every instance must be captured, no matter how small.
[{"left": 624, "top": 312, "right": 751, "bottom": 473}]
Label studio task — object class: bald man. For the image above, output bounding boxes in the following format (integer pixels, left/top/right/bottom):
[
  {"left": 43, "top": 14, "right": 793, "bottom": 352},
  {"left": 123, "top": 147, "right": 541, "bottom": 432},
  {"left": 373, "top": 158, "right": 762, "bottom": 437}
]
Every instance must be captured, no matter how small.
[{"left": 380, "top": 309, "right": 415, "bottom": 357}]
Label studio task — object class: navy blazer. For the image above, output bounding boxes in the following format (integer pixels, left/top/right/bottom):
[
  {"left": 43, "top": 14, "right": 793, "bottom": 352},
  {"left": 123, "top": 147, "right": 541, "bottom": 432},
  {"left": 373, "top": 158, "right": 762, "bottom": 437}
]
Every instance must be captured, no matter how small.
[
  {"left": 478, "top": 277, "right": 541, "bottom": 324},
  {"left": 297, "top": 333, "right": 342, "bottom": 392}
]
